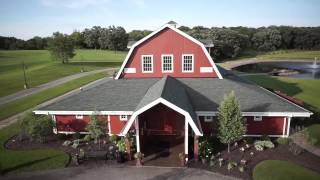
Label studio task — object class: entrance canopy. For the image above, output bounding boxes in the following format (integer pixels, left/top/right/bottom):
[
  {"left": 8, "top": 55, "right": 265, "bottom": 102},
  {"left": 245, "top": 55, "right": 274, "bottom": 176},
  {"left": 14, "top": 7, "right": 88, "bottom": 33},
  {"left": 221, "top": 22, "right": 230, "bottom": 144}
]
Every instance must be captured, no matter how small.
[{"left": 120, "top": 76, "right": 202, "bottom": 136}]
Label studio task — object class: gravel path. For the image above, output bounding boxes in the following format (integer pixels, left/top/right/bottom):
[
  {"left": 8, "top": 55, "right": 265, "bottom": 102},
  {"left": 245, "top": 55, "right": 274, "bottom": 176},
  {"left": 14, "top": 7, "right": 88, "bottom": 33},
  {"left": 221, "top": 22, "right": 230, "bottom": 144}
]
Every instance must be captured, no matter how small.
[{"left": 2, "top": 165, "right": 238, "bottom": 180}]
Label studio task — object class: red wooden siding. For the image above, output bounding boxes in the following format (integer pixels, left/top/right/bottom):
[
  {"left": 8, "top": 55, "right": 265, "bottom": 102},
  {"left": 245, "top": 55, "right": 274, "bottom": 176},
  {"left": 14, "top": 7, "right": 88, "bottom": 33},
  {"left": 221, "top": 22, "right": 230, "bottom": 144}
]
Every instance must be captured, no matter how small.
[
  {"left": 199, "top": 116, "right": 216, "bottom": 135},
  {"left": 246, "top": 116, "right": 285, "bottom": 135},
  {"left": 121, "top": 27, "right": 218, "bottom": 78},
  {"left": 109, "top": 115, "right": 130, "bottom": 135},
  {"left": 55, "top": 115, "right": 91, "bottom": 132}
]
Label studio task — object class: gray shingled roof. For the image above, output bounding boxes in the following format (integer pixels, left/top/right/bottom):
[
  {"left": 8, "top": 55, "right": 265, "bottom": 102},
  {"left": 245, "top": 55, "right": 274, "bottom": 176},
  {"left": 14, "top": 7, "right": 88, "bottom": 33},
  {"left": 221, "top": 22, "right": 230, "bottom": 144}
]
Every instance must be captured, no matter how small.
[{"left": 38, "top": 73, "right": 309, "bottom": 114}]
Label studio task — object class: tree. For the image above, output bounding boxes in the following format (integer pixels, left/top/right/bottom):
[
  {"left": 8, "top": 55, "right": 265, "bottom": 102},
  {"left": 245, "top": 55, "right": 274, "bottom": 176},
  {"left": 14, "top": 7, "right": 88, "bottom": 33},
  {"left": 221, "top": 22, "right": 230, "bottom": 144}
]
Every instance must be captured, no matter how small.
[
  {"left": 128, "top": 30, "right": 151, "bottom": 41},
  {"left": 98, "top": 28, "right": 110, "bottom": 49},
  {"left": 108, "top": 26, "right": 128, "bottom": 52},
  {"left": 70, "top": 31, "right": 84, "bottom": 48},
  {"left": 251, "top": 28, "right": 282, "bottom": 51},
  {"left": 19, "top": 112, "right": 54, "bottom": 143},
  {"left": 217, "top": 91, "right": 246, "bottom": 153},
  {"left": 48, "top": 32, "right": 75, "bottom": 64},
  {"left": 86, "top": 116, "right": 106, "bottom": 148}
]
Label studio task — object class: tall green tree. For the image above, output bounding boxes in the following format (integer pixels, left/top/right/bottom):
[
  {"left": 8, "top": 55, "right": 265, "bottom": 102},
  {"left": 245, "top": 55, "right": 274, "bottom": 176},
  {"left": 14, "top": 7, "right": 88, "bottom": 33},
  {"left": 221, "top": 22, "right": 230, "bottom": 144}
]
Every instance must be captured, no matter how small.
[
  {"left": 86, "top": 116, "right": 106, "bottom": 146},
  {"left": 217, "top": 91, "right": 246, "bottom": 153},
  {"left": 48, "top": 32, "right": 75, "bottom": 64}
]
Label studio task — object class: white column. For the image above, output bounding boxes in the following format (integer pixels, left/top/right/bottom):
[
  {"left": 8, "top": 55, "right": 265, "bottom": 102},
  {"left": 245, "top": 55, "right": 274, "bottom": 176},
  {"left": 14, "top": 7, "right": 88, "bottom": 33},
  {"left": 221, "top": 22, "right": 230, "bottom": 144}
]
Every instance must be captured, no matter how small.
[
  {"left": 286, "top": 117, "right": 292, "bottom": 137},
  {"left": 135, "top": 116, "right": 140, "bottom": 152},
  {"left": 282, "top": 117, "right": 287, "bottom": 137},
  {"left": 185, "top": 117, "right": 189, "bottom": 161},
  {"left": 51, "top": 115, "right": 57, "bottom": 134},
  {"left": 108, "top": 115, "right": 111, "bottom": 135}
]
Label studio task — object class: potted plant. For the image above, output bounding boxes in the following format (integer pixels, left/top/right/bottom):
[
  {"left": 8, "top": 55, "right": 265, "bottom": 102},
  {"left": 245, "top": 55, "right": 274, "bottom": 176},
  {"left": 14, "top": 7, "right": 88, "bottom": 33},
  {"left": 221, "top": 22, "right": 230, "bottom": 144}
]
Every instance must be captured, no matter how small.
[
  {"left": 134, "top": 152, "right": 144, "bottom": 166},
  {"left": 179, "top": 152, "right": 186, "bottom": 166}
]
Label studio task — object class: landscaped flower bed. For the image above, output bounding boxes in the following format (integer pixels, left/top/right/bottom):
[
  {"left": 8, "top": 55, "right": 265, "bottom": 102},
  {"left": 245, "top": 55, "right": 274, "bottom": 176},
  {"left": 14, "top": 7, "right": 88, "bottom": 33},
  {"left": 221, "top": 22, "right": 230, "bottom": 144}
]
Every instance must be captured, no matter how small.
[{"left": 189, "top": 136, "right": 320, "bottom": 180}]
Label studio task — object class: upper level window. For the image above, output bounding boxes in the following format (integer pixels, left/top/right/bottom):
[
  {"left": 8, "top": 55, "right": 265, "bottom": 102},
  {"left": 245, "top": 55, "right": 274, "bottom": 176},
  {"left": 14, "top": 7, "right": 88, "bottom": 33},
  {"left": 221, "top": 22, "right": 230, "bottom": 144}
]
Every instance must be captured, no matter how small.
[
  {"left": 142, "top": 55, "right": 153, "bottom": 73},
  {"left": 162, "top": 55, "right": 173, "bottom": 72},
  {"left": 120, "top": 115, "right": 128, "bottom": 121},
  {"left": 204, "top": 116, "right": 213, "bottom": 122},
  {"left": 182, "top": 54, "right": 194, "bottom": 72},
  {"left": 254, "top": 116, "right": 263, "bottom": 121},
  {"left": 75, "top": 115, "right": 83, "bottom": 119}
]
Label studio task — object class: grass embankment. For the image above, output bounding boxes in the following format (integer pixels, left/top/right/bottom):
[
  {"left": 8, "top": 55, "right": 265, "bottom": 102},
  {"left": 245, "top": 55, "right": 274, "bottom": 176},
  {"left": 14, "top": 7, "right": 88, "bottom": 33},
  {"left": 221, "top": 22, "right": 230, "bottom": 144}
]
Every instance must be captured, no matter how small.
[
  {"left": 0, "top": 123, "right": 69, "bottom": 174},
  {"left": 0, "top": 72, "right": 108, "bottom": 121},
  {"left": 253, "top": 160, "right": 320, "bottom": 180},
  {"left": 235, "top": 49, "right": 320, "bottom": 60},
  {"left": 243, "top": 74, "right": 320, "bottom": 110},
  {"left": 0, "top": 50, "right": 126, "bottom": 97},
  {"left": 304, "top": 124, "right": 320, "bottom": 147}
]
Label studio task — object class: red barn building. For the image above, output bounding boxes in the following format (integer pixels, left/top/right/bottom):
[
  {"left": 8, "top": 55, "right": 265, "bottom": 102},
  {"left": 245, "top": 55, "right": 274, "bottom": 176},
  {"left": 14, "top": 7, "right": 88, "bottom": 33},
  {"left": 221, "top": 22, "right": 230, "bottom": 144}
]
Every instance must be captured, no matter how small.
[{"left": 34, "top": 22, "right": 311, "bottom": 164}]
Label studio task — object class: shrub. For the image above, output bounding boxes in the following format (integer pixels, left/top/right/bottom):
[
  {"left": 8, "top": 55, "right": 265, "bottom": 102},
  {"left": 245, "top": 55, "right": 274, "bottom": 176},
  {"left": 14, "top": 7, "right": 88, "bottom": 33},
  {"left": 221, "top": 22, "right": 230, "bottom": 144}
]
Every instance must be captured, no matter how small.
[
  {"left": 83, "top": 134, "right": 92, "bottom": 141},
  {"left": 20, "top": 112, "right": 54, "bottom": 143},
  {"left": 117, "top": 137, "right": 126, "bottom": 152},
  {"left": 109, "top": 134, "right": 119, "bottom": 143},
  {"left": 239, "top": 165, "right": 245, "bottom": 173},
  {"left": 62, "top": 140, "right": 72, "bottom": 146},
  {"left": 254, "top": 144, "right": 264, "bottom": 151},
  {"left": 254, "top": 140, "right": 275, "bottom": 150},
  {"left": 261, "top": 134, "right": 271, "bottom": 141},
  {"left": 73, "top": 132, "right": 82, "bottom": 139},
  {"left": 289, "top": 141, "right": 304, "bottom": 155},
  {"left": 276, "top": 137, "right": 290, "bottom": 145},
  {"left": 243, "top": 137, "right": 254, "bottom": 144},
  {"left": 199, "top": 136, "right": 214, "bottom": 161},
  {"left": 227, "top": 161, "right": 237, "bottom": 171},
  {"left": 72, "top": 139, "right": 80, "bottom": 149}
]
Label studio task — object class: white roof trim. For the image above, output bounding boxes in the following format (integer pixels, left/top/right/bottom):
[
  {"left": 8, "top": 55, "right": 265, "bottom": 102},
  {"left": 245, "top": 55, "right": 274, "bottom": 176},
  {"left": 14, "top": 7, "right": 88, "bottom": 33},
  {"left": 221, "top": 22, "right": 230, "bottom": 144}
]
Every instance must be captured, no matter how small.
[
  {"left": 115, "top": 24, "right": 223, "bottom": 79},
  {"left": 196, "top": 111, "right": 312, "bottom": 117},
  {"left": 33, "top": 110, "right": 133, "bottom": 115},
  {"left": 120, "top": 98, "right": 202, "bottom": 136}
]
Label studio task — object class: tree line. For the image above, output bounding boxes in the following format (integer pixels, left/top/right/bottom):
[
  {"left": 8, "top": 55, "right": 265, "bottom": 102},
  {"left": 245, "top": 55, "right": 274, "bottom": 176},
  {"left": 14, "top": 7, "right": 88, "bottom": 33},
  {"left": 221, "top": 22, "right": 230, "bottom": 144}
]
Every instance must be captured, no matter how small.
[{"left": 1, "top": 25, "right": 319, "bottom": 61}]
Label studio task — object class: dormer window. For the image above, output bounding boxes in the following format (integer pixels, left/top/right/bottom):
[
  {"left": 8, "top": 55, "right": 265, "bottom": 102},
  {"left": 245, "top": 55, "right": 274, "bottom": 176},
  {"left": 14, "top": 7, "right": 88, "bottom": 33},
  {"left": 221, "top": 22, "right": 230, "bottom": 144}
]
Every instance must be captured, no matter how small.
[
  {"left": 142, "top": 55, "right": 153, "bottom": 73},
  {"left": 182, "top": 54, "right": 194, "bottom": 72},
  {"left": 162, "top": 54, "right": 173, "bottom": 73},
  {"left": 120, "top": 115, "right": 128, "bottom": 121}
]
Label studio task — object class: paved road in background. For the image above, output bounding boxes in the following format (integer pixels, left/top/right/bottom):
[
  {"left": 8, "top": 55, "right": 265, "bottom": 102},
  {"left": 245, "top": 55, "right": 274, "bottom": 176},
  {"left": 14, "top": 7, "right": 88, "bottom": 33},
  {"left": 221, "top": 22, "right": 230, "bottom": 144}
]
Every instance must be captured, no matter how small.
[
  {"left": 2, "top": 165, "right": 238, "bottom": 180},
  {"left": 0, "top": 68, "right": 118, "bottom": 106}
]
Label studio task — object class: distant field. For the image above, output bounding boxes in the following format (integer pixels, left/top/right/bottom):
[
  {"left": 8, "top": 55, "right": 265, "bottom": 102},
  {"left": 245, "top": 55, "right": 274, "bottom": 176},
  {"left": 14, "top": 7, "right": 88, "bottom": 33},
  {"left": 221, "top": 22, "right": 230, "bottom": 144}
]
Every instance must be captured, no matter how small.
[
  {"left": 243, "top": 74, "right": 320, "bottom": 110},
  {"left": 0, "top": 50, "right": 127, "bottom": 97},
  {"left": 258, "top": 50, "right": 320, "bottom": 60}
]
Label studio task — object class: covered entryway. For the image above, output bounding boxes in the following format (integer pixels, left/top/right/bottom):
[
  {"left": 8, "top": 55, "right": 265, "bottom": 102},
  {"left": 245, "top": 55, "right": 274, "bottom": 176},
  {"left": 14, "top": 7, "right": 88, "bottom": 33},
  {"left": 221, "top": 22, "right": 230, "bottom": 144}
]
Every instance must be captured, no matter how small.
[{"left": 138, "top": 103, "right": 185, "bottom": 166}]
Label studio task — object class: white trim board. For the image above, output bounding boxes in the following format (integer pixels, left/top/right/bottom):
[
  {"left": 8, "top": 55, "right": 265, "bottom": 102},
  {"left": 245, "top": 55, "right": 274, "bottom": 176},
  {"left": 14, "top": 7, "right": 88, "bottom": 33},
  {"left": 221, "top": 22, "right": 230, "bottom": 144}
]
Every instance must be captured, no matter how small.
[
  {"left": 115, "top": 24, "right": 223, "bottom": 79},
  {"left": 120, "top": 98, "right": 202, "bottom": 136},
  {"left": 34, "top": 110, "right": 133, "bottom": 115},
  {"left": 196, "top": 111, "right": 312, "bottom": 117}
]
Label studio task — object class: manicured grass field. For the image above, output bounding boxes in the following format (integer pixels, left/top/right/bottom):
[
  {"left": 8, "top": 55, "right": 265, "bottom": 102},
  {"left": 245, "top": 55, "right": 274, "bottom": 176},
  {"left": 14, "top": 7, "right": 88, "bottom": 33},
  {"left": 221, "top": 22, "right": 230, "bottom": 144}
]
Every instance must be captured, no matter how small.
[
  {"left": 304, "top": 124, "right": 320, "bottom": 147},
  {"left": 243, "top": 74, "right": 320, "bottom": 110},
  {"left": 0, "top": 123, "right": 69, "bottom": 174},
  {"left": 253, "top": 160, "right": 320, "bottom": 180},
  {"left": 0, "top": 50, "right": 126, "bottom": 97},
  {"left": 0, "top": 72, "right": 108, "bottom": 121},
  {"left": 257, "top": 50, "right": 320, "bottom": 60}
]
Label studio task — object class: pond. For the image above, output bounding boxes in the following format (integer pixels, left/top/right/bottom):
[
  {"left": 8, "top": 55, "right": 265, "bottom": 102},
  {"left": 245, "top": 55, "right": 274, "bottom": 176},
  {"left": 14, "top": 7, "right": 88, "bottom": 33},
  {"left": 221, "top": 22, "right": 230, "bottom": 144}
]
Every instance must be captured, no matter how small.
[{"left": 233, "top": 61, "right": 320, "bottom": 79}]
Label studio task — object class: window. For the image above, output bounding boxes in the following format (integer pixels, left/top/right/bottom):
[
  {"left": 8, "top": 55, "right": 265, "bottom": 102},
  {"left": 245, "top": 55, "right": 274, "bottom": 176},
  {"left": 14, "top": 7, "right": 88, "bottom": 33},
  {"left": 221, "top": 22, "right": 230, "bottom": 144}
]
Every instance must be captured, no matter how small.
[
  {"left": 204, "top": 116, "right": 213, "bottom": 122},
  {"left": 141, "top": 55, "right": 153, "bottom": 73},
  {"left": 254, "top": 116, "right": 263, "bottom": 121},
  {"left": 162, "top": 55, "right": 173, "bottom": 72},
  {"left": 120, "top": 115, "right": 128, "bottom": 121},
  {"left": 182, "top": 54, "right": 194, "bottom": 72},
  {"left": 75, "top": 115, "right": 83, "bottom": 119}
]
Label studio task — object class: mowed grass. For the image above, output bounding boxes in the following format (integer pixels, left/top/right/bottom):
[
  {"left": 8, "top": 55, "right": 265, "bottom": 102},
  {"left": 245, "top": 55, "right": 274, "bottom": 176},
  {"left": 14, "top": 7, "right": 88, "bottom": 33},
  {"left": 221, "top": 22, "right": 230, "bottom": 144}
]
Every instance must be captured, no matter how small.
[
  {"left": 253, "top": 160, "right": 320, "bottom": 180},
  {"left": 304, "top": 124, "right": 320, "bottom": 147},
  {"left": 243, "top": 74, "right": 320, "bottom": 110},
  {"left": 257, "top": 50, "right": 320, "bottom": 60},
  {"left": 0, "top": 72, "right": 108, "bottom": 121},
  {"left": 0, "top": 123, "right": 69, "bottom": 174},
  {"left": 0, "top": 50, "right": 126, "bottom": 97}
]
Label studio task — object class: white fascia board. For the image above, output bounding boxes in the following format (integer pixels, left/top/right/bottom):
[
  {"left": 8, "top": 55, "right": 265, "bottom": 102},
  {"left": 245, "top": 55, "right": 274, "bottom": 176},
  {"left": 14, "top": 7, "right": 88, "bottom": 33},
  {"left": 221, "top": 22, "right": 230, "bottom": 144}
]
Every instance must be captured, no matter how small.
[
  {"left": 120, "top": 98, "right": 202, "bottom": 136},
  {"left": 33, "top": 110, "right": 133, "bottom": 115},
  {"left": 115, "top": 24, "right": 223, "bottom": 79},
  {"left": 195, "top": 111, "right": 312, "bottom": 117}
]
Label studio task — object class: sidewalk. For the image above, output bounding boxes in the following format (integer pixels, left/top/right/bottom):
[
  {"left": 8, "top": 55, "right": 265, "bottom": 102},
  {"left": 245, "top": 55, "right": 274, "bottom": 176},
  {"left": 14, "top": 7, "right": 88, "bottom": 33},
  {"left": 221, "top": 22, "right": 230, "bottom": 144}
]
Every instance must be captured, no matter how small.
[
  {"left": 291, "top": 132, "right": 320, "bottom": 157},
  {"left": 0, "top": 68, "right": 118, "bottom": 106}
]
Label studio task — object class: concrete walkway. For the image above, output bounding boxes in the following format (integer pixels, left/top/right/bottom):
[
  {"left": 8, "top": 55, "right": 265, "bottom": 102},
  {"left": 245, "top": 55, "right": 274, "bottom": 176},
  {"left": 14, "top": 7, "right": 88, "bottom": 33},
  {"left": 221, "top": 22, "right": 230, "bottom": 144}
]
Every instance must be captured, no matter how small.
[
  {"left": 218, "top": 58, "right": 315, "bottom": 70},
  {"left": 0, "top": 68, "right": 118, "bottom": 106},
  {"left": 291, "top": 132, "right": 320, "bottom": 157},
  {"left": 0, "top": 76, "right": 113, "bottom": 130},
  {"left": 2, "top": 165, "right": 238, "bottom": 180}
]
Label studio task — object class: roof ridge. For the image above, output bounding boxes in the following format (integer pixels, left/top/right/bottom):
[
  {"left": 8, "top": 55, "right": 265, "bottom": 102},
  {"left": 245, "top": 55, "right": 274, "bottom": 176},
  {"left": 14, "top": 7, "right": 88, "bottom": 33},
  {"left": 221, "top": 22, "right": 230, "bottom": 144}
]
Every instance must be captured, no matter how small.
[{"left": 160, "top": 75, "right": 169, "bottom": 97}]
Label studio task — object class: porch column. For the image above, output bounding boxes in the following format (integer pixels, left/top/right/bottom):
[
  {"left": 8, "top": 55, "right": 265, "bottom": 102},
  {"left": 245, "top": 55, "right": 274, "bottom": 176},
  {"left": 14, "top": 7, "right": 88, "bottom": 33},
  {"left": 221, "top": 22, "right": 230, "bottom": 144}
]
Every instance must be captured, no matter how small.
[
  {"left": 194, "top": 135, "right": 199, "bottom": 162},
  {"left": 286, "top": 117, "right": 292, "bottom": 137},
  {"left": 185, "top": 118, "right": 188, "bottom": 161},
  {"left": 135, "top": 117, "right": 140, "bottom": 152}
]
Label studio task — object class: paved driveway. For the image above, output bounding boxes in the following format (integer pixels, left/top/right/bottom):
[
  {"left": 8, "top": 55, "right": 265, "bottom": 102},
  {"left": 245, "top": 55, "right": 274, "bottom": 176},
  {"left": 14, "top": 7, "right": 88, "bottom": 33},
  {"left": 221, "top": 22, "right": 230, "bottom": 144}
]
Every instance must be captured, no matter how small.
[{"left": 2, "top": 165, "right": 238, "bottom": 180}]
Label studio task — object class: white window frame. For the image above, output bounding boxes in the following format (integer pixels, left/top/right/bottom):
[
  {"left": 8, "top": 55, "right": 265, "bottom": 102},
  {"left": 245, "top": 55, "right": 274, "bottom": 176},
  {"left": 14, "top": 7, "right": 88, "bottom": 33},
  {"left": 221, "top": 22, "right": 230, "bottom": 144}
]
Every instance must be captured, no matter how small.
[
  {"left": 254, "top": 116, "right": 263, "bottom": 121},
  {"left": 182, "top": 54, "right": 194, "bottom": 73},
  {"left": 161, "top": 54, "right": 174, "bottom": 73},
  {"left": 204, "top": 116, "right": 213, "bottom": 122},
  {"left": 120, "top": 115, "right": 128, "bottom": 121},
  {"left": 75, "top": 115, "right": 83, "bottom": 120},
  {"left": 141, "top": 55, "right": 153, "bottom": 73}
]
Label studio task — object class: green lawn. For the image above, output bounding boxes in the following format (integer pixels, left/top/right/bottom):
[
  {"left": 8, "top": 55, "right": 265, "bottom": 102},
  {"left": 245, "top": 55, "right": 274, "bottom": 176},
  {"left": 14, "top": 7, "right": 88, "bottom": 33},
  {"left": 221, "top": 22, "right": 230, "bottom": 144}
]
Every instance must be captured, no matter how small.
[
  {"left": 0, "top": 72, "right": 108, "bottom": 121},
  {"left": 0, "top": 49, "right": 126, "bottom": 97},
  {"left": 0, "top": 123, "right": 69, "bottom": 174},
  {"left": 257, "top": 50, "right": 320, "bottom": 60},
  {"left": 243, "top": 74, "right": 320, "bottom": 110},
  {"left": 253, "top": 160, "right": 320, "bottom": 180},
  {"left": 304, "top": 124, "right": 320, "bottom": 147}
]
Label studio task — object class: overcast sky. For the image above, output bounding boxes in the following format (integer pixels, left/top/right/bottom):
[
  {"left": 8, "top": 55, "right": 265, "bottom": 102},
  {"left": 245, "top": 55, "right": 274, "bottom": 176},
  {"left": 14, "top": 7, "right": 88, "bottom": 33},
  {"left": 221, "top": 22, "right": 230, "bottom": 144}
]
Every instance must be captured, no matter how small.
[{"left": 0, "top": 0, "right": 319, "bottom": 40}]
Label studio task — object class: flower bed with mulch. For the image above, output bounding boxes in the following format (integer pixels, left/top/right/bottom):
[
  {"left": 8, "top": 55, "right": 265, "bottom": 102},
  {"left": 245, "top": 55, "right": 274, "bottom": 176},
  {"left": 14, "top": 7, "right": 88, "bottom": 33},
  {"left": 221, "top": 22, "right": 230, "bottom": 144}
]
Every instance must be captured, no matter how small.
[{"left": 189, "top": 138, "right": 320, "bottom": 180}]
